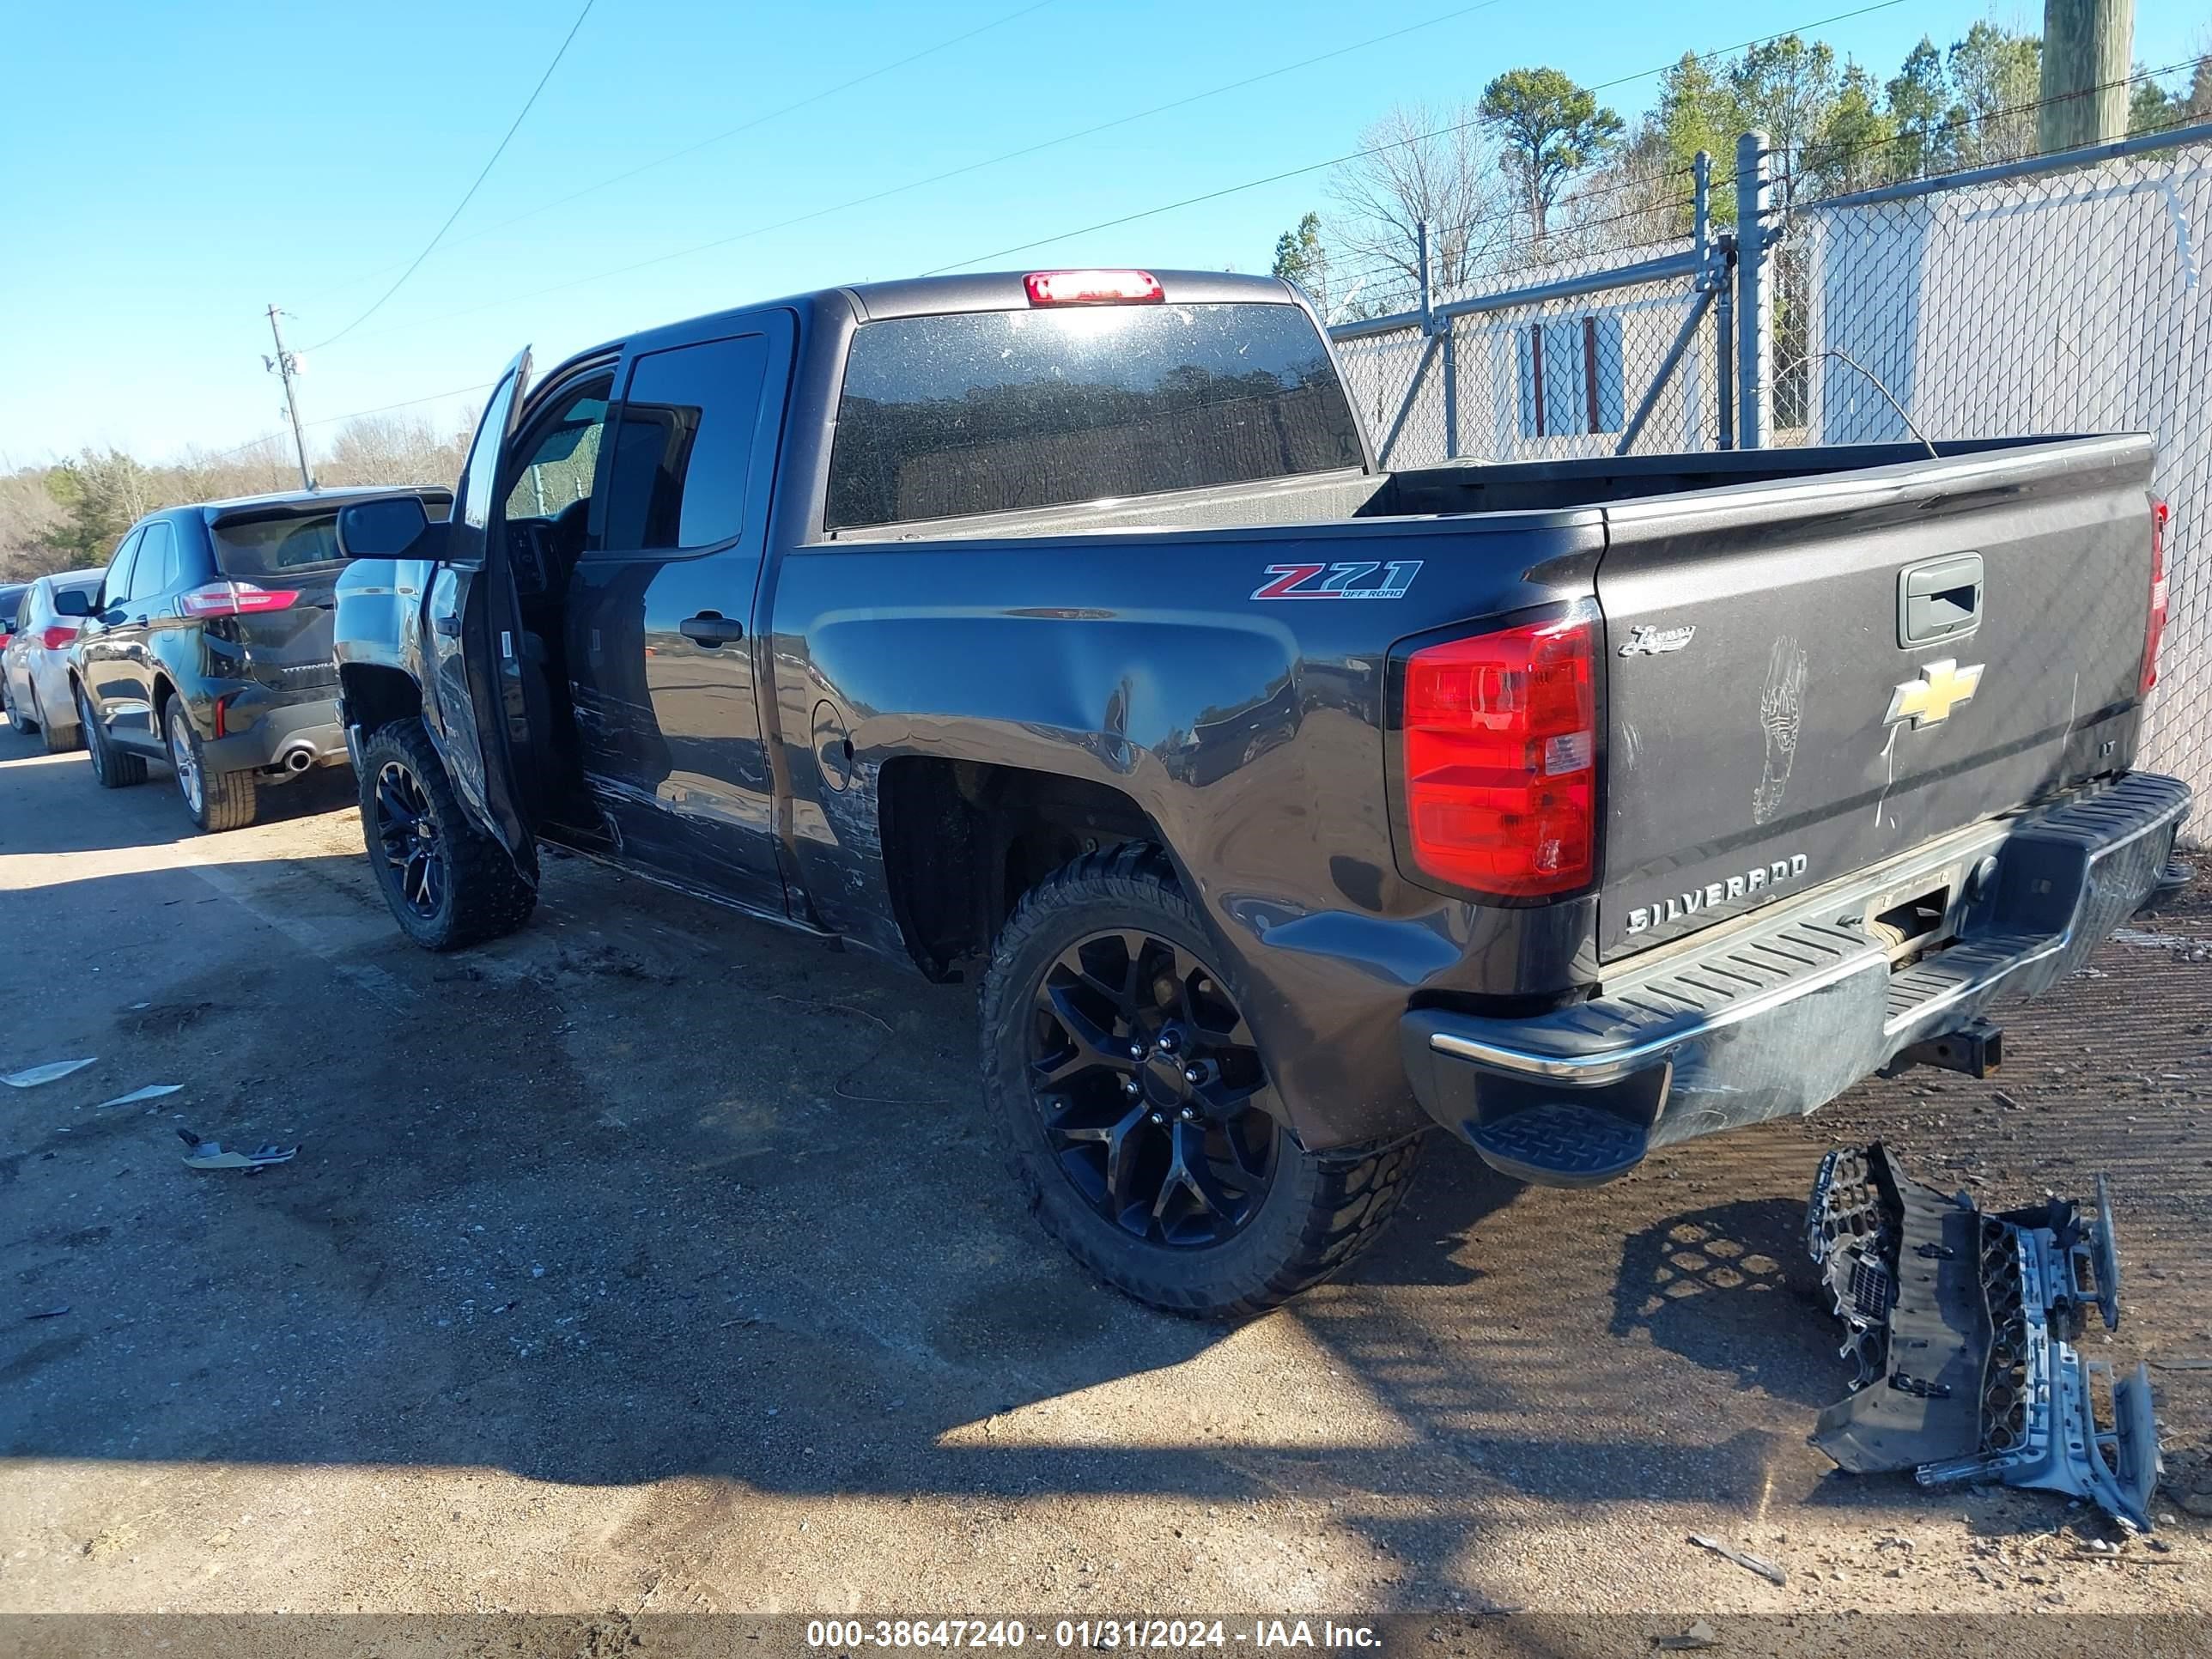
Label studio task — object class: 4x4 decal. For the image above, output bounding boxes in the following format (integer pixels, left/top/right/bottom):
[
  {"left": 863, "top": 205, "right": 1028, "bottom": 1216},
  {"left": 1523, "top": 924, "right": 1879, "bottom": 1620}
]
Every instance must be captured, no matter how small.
[{"left": 1250, "top": 559, "right": 1423, "bottom": 601}]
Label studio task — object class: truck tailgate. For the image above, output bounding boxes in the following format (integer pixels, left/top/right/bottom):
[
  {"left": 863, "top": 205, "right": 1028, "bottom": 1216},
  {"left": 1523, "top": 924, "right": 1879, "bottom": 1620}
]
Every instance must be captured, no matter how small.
[{"left": 1593, "top": 435, "right": 2156, "bottom": 961}]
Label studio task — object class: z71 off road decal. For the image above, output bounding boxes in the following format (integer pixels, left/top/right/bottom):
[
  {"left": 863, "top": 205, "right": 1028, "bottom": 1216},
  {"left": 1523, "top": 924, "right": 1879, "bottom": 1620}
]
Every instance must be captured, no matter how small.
[{"left": 1251, "top": 560, "right": 1422, "bottom": 601}]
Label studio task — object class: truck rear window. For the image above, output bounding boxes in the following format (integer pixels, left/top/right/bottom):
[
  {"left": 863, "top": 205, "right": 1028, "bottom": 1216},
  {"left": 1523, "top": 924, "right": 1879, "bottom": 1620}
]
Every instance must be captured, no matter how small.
[{"left": 824, "top": 301, "right": 1363, "bottom": 530}]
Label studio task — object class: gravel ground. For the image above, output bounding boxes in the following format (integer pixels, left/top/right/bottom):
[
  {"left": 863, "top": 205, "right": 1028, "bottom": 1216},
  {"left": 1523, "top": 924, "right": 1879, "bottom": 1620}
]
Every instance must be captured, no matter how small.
[{"left": 1, "top": 712, "right": 2209, "bottom": 1644}]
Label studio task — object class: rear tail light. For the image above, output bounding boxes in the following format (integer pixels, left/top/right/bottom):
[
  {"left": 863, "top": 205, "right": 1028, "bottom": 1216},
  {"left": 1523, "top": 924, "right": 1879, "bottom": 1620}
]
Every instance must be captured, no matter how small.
[
  {"left": 1024, "top": 269, "right": 1164, "bottom": 306},
  {"left": 1400, "top": 612, "right": 1597, "bottom": 897},
  {"left": 179, "top": 580, "right": 299, "bottom": 619},
  {"left": 38, "top": 624, "right": 77, "bottom": 651},
  {"left": 2142, "top": 498, "right": 2170, "bottom": 697}
]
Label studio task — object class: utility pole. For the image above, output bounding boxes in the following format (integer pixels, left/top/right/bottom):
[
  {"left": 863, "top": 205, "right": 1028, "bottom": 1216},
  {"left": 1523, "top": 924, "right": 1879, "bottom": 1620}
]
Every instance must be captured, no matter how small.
[
  {"left": 2039, "top": 0, "right": 2135, "bottom": 154},
  {"left": 263, "top": 304, "right": 314, "bottom": 491}
]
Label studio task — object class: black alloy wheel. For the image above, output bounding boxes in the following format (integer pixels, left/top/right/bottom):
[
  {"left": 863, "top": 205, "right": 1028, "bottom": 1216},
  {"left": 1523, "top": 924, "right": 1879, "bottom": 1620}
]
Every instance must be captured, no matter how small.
[
  {"left": 1028, "top": 927, "right": 1280, "bottom": 1249},
  {"left": 373, "top": 757, "right": 447, "bottom": 920}
]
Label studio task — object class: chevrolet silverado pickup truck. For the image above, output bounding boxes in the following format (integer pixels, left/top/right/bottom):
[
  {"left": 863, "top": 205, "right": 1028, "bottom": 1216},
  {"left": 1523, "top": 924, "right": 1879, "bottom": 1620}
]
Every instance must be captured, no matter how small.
[{"left": 331, "top": 266, "right": 2188, "bottom": 1316}]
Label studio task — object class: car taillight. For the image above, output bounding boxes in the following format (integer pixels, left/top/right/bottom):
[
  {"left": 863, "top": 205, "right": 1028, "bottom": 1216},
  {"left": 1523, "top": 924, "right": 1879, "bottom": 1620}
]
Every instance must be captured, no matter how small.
[
  {"left": 1401, "top": 613, "right": 1596, "bottom": 897},
  {"left": 38, "top": 624, "right": 77, "bottom": 651},
  {"left": 1024, "top": 269, "right": 1164, "bottom": 306},
  {"left": 179, "top": 581, "right": 299, "bottom": 618},
  {"left": 2142, "top": 498, "right": 2170, "bottom": 698}
]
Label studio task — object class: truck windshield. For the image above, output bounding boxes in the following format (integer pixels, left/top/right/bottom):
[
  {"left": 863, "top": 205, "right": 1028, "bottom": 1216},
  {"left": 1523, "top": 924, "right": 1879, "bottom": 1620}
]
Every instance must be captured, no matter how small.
[{"left": 824, "top": 301, "right": 1363, "bottom": 530}]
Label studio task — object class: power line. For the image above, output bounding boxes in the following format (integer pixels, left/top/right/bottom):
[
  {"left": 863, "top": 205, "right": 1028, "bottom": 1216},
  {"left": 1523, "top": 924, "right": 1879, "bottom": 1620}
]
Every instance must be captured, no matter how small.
[
  {"left": 301, "top": 0, "right": 598, "bottom": 352},
  {"left": 307, "top": 0, "right": 1519, "bottom": 355},
  {"left": 297, "top": 0, "right": 1058, "bottom": 312},
  {"left": 920, "top": 0, "right": 1913, "bottom": 273}
]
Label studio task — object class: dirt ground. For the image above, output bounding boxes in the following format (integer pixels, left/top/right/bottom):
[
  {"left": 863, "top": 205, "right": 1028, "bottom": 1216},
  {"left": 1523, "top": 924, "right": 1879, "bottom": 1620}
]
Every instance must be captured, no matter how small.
[{"left": 3, "top": 712, "right": 2210, "bottom": 1644}]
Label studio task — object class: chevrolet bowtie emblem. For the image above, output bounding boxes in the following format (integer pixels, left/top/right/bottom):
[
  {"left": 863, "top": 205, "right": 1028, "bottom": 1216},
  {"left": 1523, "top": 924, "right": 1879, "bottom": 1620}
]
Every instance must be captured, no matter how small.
[{"left": 1884, "top": 658, "right": 1984, "bottom": 729}]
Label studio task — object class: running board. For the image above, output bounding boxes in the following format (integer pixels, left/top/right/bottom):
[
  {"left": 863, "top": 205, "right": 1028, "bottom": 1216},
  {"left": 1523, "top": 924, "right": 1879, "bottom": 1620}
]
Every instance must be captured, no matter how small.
[{"left": 1807, "top": 1144, "right": 2160, "bottom": 1531}]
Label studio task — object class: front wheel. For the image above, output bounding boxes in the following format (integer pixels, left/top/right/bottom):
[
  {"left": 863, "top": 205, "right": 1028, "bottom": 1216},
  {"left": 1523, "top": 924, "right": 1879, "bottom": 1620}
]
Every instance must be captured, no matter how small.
[
  {"left": 979, "top": 843, "right": 1421, "bottom": 1317},
  {"left": 356, "top": 717, "right": 537, "bottom": 951},
  {"left": 76, "top": 682, "right": 146, "bottom": 787}
]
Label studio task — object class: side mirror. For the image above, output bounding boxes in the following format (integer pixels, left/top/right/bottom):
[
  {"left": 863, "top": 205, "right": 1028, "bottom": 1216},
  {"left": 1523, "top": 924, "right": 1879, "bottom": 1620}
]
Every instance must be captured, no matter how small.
[
  {"left": 53, "top": 589, "right": 91, "bottom": 618},
  {"left": 337, "top": 496, "right": 443, "bottom": 561}
]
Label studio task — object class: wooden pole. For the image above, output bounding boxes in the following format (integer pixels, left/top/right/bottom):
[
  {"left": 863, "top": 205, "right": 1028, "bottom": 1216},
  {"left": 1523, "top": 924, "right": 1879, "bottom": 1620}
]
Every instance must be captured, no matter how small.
[{"left": 2039, "top": 0, "right": 2135, "bottom": 155}]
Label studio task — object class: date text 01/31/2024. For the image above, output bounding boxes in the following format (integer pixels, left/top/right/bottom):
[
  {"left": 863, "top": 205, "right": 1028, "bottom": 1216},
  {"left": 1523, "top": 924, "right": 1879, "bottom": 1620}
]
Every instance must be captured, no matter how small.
[{"left": 803, "top": 1619, "right": 1382, "bottom": 1650}]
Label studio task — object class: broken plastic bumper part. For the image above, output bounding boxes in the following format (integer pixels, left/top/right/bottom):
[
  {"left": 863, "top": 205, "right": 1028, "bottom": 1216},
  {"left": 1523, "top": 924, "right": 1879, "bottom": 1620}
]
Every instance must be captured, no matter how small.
[
  {"left": 1400, "top": 772, "right": 2190, "bottom": 1187},
  {"left": 1808, "top": 1142, "right": 2160, "bottom": 1532}
]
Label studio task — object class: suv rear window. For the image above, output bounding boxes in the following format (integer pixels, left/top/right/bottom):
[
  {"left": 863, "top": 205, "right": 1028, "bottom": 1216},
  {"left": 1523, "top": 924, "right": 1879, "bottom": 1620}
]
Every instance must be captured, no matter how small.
[
  {"left": 824, "top": 301, "right": 1363, "bottom": 531},
  {"left": 213, "top": 514, "right": 343, "bottom": 576}
]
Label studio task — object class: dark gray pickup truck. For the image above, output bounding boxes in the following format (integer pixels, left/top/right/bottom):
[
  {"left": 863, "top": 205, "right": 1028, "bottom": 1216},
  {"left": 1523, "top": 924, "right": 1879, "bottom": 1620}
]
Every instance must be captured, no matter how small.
[{"left": 331, "top": 267, "right": 2187, "bottom": 1316}]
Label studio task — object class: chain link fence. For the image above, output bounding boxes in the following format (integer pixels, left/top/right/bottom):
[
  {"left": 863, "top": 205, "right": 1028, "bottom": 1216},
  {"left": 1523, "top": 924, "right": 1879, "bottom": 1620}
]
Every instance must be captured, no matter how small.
[
  {"left": 1332, "top": 232, "right": 1729, "bottom": 470},
  {"left": 1331, "top": 123, "right": 2212, "bottom": 819},
  {"left": 1781, "top": 130, "right": 2212, "bottom": 809}
]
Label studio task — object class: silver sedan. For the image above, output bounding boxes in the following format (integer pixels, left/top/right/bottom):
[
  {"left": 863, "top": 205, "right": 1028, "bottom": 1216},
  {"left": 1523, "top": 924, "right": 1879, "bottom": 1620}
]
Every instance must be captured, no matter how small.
[{"left": 2, "top": 568, "right": 104, "bottom": 752}]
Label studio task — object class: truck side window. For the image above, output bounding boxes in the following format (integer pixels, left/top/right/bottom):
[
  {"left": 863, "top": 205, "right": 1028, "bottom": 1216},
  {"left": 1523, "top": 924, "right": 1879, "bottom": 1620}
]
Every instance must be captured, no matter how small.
[
  {"left": 596, "top": 333, "right": 771, "bottom": 555},
  {"left": 503, "top": 382, "right": 611, "bottom": 524}
]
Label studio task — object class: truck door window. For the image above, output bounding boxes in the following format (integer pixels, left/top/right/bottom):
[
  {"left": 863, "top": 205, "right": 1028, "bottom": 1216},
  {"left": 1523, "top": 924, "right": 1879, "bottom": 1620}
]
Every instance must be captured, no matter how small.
[
  {"left": 503, "top": 383, "right": 611, "bottom": 524},
  {"left": 596, "top": 333, "right": 772, "bottom": 554}
]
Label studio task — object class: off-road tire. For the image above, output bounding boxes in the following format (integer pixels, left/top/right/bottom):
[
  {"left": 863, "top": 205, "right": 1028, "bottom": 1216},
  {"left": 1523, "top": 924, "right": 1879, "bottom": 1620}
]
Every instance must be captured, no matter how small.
[
  {"left": 167, "top": 700, "right": 256, "bottom": 832},
  {"left": 76, "top": 681, "right": 147, "bottom": 787},
  {"left": 979, "top": 842, "right": 1423, "bottom": 1318},
  {"left": 357, "top": 716, "right": 537, "bottom": 951}
]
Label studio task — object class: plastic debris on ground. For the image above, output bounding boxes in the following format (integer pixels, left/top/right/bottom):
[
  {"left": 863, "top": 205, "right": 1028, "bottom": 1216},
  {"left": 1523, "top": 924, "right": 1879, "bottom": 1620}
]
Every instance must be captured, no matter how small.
[
  {"left": 1808, "top": 1141, "right": 2160, "bottom": 1531},
  {"left": 3, "top": 1058, "right": 95, "bottom": 1088},
  {"left": 1652, "top": 1620, "right": 1720, "bottom": 1650},
  {"left": 178, "top": 1129, "right": 297, "bottom": 1171},
  {"left": 1686, "top": 1534, "right": 1785, "bottom": 1585},
  {"left": 97, "top": 1084, "right": 184, "bottom": 1108}
]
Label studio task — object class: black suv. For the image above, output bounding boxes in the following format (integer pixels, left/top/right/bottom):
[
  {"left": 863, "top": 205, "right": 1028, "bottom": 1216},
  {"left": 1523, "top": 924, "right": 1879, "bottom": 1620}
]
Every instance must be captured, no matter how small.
[{"left": 68, "top": 488, "right": 449, "bottom": 830}]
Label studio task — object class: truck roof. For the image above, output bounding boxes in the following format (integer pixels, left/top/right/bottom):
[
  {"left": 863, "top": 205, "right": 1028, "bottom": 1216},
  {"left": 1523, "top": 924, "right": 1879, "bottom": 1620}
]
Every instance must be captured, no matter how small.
[{"left": 593, "top": 268, "right": 1307, "bottom": 361}]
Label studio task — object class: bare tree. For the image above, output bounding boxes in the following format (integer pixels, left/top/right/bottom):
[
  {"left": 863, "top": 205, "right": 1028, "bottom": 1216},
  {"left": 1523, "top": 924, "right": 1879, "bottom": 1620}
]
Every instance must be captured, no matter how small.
[
  {"left": 1327, "top": 102, "right": 1514, "bottom": 307},
  {"left": 319, "top": 413, "right": 467, "bottom": 488}
]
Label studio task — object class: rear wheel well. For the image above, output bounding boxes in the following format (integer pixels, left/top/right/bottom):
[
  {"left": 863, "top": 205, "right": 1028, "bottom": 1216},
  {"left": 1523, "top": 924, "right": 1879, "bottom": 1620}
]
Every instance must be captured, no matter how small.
[
  {"left": 878, "top": 757, "right": 1171, "bottom": 981},
  {"left": 150, "top": 674, "right": 178, "bottom": 728},
  {"left": 340, "top": 665, "right": 422, "bottom": 738}
]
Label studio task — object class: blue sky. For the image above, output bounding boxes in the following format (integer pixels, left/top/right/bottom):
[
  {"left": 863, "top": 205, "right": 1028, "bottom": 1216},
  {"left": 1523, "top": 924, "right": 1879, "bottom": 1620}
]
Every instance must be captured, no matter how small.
[{"left": 3, "top": 0, "right": 2199, "bottom": 465}]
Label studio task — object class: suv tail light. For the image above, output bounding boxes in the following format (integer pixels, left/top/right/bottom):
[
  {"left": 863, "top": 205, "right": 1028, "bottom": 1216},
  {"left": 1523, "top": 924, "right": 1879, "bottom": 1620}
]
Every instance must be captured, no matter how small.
[
  {"left": 2142, "top": 498, "right": 2170, "bottom": 697},
  {"left": 179, "top": 580, "right": 299, "bottom": 619},
  {"left": 38, "top": 623, "right": 78, "bottom": 651},
  {"left": 1024, "top": 270, "right": 1164, "bottom": 306},
  {"left": 1401, "top": 613, "right": 1596, "bottom": 897}
]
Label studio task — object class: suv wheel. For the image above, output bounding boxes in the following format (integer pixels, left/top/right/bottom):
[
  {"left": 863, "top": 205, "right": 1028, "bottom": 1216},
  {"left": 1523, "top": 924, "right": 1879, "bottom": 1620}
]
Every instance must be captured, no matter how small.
[
  {"left": 357, "top": 717, "right": 537, "bottom": 951},
  {"left": 76, "top": 682, "right": 147, "bottom": 787},
  {"left": 167, "top": 701, "right": 255, "bottom": 832},
  {"left": 979, "top": 843, "right": 1421, "bottom": 1317}
]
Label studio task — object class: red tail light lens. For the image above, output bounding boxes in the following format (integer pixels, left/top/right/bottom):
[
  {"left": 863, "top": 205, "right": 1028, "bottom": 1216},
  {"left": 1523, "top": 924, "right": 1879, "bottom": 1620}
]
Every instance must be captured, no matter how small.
[
  {"left": 2142, "top": 498, "right": 2170, "bottom": 697},
  {"left": 38, "top": 624, "right": 78, "bottom": 651},
  {"left": 1024, "top": 269, "right": 1164, "bottom": 306},
  {"left": 1401, "top": 614, "right": 1596, "bottom": 897},
  {"left": 179, "top": 581, "right": 299, "bottom": 619}
]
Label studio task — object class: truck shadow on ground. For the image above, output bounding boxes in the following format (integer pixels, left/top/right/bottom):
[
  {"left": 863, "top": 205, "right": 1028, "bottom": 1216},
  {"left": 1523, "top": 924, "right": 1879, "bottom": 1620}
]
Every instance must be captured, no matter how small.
[
  {"left": 0, "top": 829, "right": 1972, "bottom": 1577},
  {"left": 1607, "top": 1197, "right": 1843, "bottom": 1408}
]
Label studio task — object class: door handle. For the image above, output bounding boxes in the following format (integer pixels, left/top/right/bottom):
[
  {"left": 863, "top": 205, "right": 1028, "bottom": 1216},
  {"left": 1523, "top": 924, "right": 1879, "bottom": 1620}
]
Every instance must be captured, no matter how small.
[{"left": 679, "top": 613, "right": 744, "bottom": 647}]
